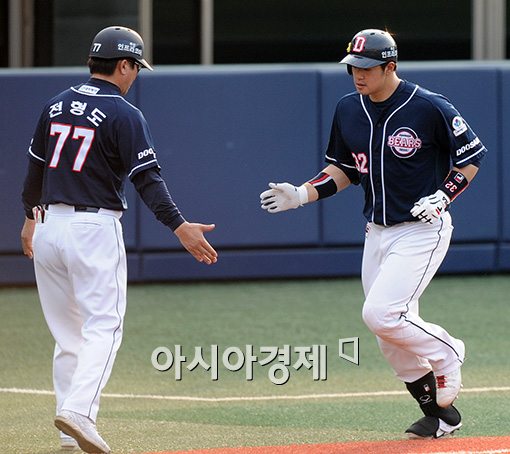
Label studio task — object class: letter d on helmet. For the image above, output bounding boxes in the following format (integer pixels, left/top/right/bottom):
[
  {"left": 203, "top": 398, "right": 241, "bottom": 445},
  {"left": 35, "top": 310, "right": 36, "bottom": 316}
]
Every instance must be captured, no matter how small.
[{"left": 341, "top": 29, "right": 397, "bottom": 75}]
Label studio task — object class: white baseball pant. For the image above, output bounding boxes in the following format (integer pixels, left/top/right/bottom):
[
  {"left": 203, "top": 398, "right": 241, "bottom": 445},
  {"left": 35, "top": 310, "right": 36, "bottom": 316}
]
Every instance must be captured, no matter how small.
[
  {"left": 361, "top": 212, "right": 465, "bottom": 383},
  {"left": 33, "top": 203, "right": 127, "bottom": 422}
]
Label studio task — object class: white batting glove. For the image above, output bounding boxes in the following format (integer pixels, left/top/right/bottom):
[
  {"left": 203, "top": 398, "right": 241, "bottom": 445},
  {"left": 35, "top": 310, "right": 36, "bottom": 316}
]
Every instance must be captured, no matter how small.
[
  {"left": 410, "top": 189, "right": 451, "bottom": 224},
  {"left": 260, "top": 182, "right": 308, "bottom": 213}
]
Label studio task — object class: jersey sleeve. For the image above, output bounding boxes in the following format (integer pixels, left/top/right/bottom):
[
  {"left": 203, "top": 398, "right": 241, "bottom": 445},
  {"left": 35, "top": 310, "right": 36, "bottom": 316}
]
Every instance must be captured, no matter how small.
[
  {"left": 324, "top": 103, "right": 360, "bottom": 184},
  {"left": 117, "top": 105, "right": 161, "bottom": 180},
  {"left": 27, "top": 109, "right": 49, "bottom": 167},
  {"left": 434, "top": 95, "right": 487, "bottom": 168}
]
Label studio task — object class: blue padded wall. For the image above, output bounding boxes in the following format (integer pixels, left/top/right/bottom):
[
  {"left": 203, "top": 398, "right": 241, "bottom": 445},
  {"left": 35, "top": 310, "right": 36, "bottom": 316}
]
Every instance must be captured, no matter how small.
[
  {"left": 141, "top": 248, "right": 362, "bottom": 281},
  {"left": 440, "top": 244, "right": 497, "bottom": 273},
  {"left": 0, "top": 63, "right": 506, "bottom": 284},
  {"left": 137, "top": 68, "right": 320, "bottom": 250},
  {"left": 500, "top": 69, "right": 510, "bottom": 242}
]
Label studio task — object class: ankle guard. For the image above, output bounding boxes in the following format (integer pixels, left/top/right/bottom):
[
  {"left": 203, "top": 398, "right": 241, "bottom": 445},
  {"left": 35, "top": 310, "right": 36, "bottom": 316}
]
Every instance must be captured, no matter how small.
[{"left": 405, "top": 371, "right": 461, "bottom": 425}]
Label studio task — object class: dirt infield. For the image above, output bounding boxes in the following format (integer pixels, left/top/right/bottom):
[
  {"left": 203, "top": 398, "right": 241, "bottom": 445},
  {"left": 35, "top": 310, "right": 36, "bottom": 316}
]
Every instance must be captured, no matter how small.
[{"left": 148, "top": 436, "right": 510, "bottom": 454}]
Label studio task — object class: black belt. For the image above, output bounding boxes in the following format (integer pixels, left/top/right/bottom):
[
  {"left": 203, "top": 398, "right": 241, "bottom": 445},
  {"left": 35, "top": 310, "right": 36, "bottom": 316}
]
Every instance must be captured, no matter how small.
[{"left": 74, "top": 206, "right": 100, "bottom": 213}]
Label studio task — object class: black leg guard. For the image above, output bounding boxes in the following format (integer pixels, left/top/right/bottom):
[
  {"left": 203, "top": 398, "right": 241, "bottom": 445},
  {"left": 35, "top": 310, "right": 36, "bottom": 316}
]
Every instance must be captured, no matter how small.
[{"left": 405, "top": 371, "right": 461, "bottom": 426}]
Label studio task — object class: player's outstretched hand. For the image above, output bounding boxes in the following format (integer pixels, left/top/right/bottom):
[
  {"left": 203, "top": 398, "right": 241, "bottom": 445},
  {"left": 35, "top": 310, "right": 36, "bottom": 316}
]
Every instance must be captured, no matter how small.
[
  {"left": 21, "top": 217, "right": 36, "bottom": 259},
  {"left": 410, "top": 189, "right": 450, "bottom": 224},
  {"left": 260, "top": 182, "right": 307, "bottom": 213},
  {"left": 174, "top": 222, "right": 218, "bottom": 265}
]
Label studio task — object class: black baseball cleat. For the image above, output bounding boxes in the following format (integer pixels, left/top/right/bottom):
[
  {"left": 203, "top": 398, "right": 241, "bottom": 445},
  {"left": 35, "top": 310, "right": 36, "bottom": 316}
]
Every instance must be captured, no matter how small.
[
  {"left": 433, "top": 403, "right": 462, "bottom": 426},
  {"left": 405, "top": 415, "right": 462, "bottom": 439}
]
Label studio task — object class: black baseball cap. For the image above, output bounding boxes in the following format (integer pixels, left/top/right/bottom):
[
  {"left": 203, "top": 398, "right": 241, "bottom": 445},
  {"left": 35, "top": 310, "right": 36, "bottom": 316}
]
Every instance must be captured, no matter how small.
[
  {"left": 341, "top": 29, "right": 398, "bottom": 69},
  {"left": 89, "top": 26, "right": 153, "bottom": 71}
]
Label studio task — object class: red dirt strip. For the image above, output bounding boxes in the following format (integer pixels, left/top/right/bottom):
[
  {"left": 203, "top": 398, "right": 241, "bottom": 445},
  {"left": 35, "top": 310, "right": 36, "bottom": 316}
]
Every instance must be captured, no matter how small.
[{"left": 147, "top": 436, "right": 510, "bottom": 454}]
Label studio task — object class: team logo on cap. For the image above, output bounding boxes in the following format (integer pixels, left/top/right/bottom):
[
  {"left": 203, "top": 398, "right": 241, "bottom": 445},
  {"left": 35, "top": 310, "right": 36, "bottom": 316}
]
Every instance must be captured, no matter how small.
[
  {"left": 387, "top": 127, "right": 422, "bottom": 158},
  {"left": 117, "top": 41, "right": 143, "bottom": 57},
  {"left": 352, "top": 36, "right": 366, "bottom": 53}
]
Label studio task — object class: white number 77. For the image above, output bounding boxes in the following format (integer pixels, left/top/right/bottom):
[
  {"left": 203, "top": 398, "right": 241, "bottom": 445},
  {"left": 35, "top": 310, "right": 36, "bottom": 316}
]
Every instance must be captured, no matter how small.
[{"left": 49, "top": 123, "right": 95, "bottom": 172}]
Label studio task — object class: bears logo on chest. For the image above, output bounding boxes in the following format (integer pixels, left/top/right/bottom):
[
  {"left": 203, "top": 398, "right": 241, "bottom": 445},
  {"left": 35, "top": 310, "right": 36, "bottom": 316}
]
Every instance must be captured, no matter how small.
[{"left": 387, "top": 127, "right": 422, "bottom": 159}]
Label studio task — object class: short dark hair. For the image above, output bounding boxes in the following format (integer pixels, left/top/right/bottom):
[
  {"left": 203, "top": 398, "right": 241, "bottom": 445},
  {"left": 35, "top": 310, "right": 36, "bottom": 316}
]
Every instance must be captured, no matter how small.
[
  {"left": 381, "top": 61, "right": 397, "bottom": 72},
  {"left": 87, "top": 57, "right": 120, "bottom": 76}
]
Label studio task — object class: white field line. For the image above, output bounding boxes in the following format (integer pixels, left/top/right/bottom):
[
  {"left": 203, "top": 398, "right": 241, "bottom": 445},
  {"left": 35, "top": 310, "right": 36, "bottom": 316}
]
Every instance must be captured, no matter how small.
[
  {"left": 409, "top": 451, "right": 510, "bottom": 454},
  {"left": 1, "top": 386, "right": 510, "bottom": 403}
]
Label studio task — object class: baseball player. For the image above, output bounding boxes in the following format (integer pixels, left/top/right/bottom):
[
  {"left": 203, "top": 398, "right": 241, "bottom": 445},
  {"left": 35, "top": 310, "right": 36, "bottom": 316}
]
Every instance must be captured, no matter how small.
[
  {"left": 20, "top": 26, "right": 217, "bottom": 453},
  {"left": 260, "top": 29, "right": 487, "bottom": 438}
]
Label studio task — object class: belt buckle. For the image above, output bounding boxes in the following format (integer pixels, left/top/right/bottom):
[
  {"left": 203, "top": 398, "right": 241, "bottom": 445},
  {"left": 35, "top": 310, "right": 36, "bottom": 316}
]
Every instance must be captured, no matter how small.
[{"left": 75, "top": 206, "right": 100, "bottom": 213}]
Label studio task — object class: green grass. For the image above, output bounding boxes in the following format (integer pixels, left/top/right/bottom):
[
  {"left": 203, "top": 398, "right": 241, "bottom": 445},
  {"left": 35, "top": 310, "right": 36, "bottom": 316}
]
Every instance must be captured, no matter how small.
[{"left": 1, "top": 275, "right": 509, "bottom": 453}]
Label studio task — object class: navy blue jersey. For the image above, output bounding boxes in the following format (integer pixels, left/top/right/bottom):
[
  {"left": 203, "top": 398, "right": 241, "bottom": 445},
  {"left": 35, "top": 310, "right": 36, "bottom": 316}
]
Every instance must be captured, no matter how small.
[
  {"left": 28, "top": 78, "right": 160, "bottom": 210},
  {"left": 325, "top": 80, "right": 487, "bottom": 226}
]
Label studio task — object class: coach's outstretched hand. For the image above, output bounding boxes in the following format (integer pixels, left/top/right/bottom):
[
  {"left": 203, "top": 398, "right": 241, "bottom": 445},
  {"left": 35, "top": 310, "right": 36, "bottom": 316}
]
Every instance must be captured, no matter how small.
[
  {"left": 174, "top": 222, "right": 218, "bottom": 264},
  {"left": 260, "top": 182, "right": 308, "bottom": 213}
]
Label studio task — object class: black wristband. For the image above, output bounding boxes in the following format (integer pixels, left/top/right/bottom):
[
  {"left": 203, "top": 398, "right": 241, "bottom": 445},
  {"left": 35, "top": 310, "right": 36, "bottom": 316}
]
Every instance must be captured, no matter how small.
[
  {"left": 439, "top": 170, "right": 469, "bottom": 202},
  {"left": 307, "top": 172, "right": 338, "bottom": 200}
]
